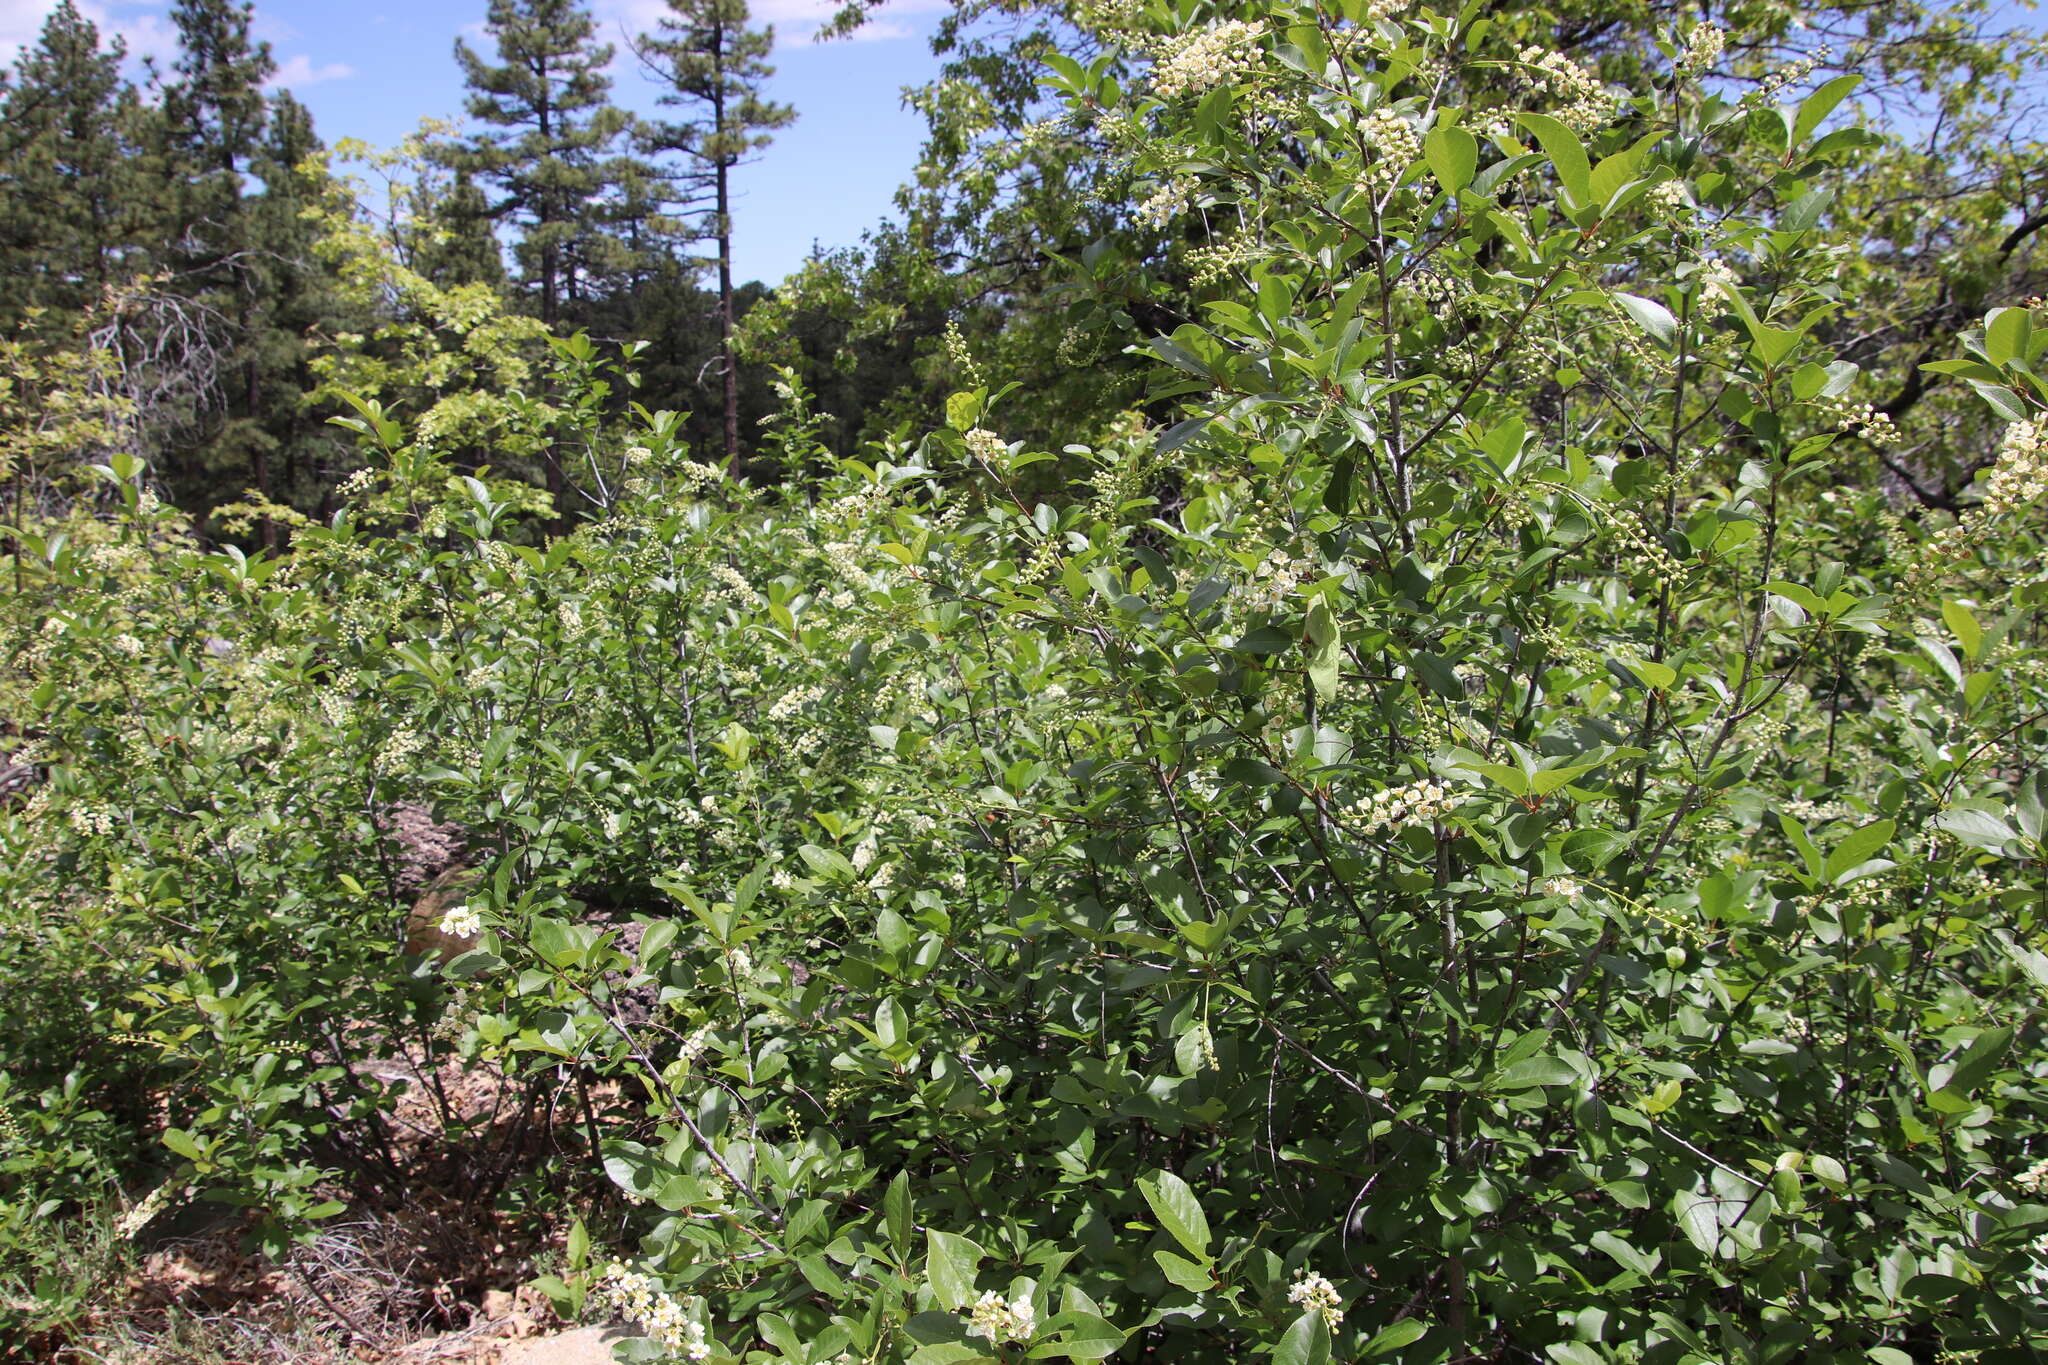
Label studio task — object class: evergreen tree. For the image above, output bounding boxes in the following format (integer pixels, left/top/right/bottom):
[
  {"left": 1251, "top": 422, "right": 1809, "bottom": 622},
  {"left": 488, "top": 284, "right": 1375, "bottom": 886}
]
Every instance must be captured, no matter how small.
[
  {"left": 154, "top": 0, "right": 278, "bottom": 526},
  {"left": 244, "top": 91, "right": 354, "bottom": 521},
  {"left": 162, "top": 0, "right": 273, "bottom": 188},
  {"left": 0, "top": 2, "right": 149, "bottom": 324},
  {"left": 636, "top": 0, "right": 794, "bottom": 466},
  {"left": 446, "top": 0, "right": 635, "bottom": 331},
  {"left": 413, "top": 170, "right": 507, "bottom": 290}
]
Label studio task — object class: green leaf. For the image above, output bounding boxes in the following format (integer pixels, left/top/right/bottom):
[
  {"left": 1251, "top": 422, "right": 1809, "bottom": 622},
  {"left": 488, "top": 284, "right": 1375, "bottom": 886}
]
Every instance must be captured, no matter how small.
[
  {"left": 875, "top": 996, "right": 909, "bottom": 1050},
  {"left": 1966, "top": 380, "right": 2028, "bottom": 421},
  {"left": 910, "top": 1345, "right": 997, "bottom": 1365},
  {"left": 1305, "top": 596, "right": 1341, "bottom": 703},
  {"left": 925, "top": 1230, "right": 983, "bottom": 1312},
  {"left": 1792, "top": 74, "right": 1860, "bottom": 147},
  {"left": 1493, "top": 1056, "right": 1579, "bottom": 1090},
  {"left": 1423, "top": 126, "right": 1477, "bottom": 196},
  {"left": 1942, "top": 600, "right": 1984, "bottom": 660},
  {"left": 885, "top": 1171, "right": 914, "bottom": 1260},
  {"left": 1985, "top": 306, "right": 2032, "bottom": 368},
  {"left": 638, "top": 920, "right": 678, "bottom": 970},
  {"left": 1589, "top": 1230, "right": 1660, "bottom": 1276},
  {"left": 1934, "top": 805, "right": 2019, "bottom": 851},
  {"left": 1518, "top": 112, "right": 1591, "bottom": 208},
  {"left": 1938, "top": 1025, "right": 2014, "bottom": 1096},
  {"left": 1363, "top": 1319, "right": 1427, "bottom": 1356},
  {"left": 1136, "top": 1169, "right": 1211, "bottom": 1258},
  {"left": 1823, "top": 819, "right": 1894, "bottom": 884},
  {"left": 1613, "top": 293, "right": 1675, "bottom": 347},
  {"left": 1273, "top": 1310, "right": 1331, "bottom": 1365},
  {"left": 1154, "top": 1250, "right": 1214, "bottom": 1291},
  {"left": 945, "top": 391, "right": 981, "bottom": 432},
  {"left": 1672, "top": 1189, "right": 1723, "bottom": 1256},
  {"left": 1030, "top": 1313, "right": 1125, "bottom": 1360}
]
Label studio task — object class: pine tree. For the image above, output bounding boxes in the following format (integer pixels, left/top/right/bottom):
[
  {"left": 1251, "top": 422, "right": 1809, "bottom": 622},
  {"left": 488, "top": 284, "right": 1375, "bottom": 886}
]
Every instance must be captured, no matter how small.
[
  {"left": 154, "top": 0, "right": 278, "bottom": 526},
  {"left": 0, "top": 1, "right": 149, "bottom": 324},
  {"left": 245, "top": 91, "right": 354, "bottom": 520},
  {"left": 414, "top": 171, "right": 507, "bottom": 290},
  {"left": 636, "top": 0, "right": 794, "bottom": 466},
  {"left": 446, "top": 0, "right": 635, "bottom": 332},
  {"left": 163, "top": 0, "right": 273, "bottom": 189}
]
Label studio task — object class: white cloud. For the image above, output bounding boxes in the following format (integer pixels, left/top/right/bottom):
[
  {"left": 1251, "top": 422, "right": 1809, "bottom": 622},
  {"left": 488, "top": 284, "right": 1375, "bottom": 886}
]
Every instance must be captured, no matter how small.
[
  {"left": 267, "top": 52, "right": 355, "bottom": 89},
  {"left": 1, "top": 0, "right": 177, "bottom": 67}
]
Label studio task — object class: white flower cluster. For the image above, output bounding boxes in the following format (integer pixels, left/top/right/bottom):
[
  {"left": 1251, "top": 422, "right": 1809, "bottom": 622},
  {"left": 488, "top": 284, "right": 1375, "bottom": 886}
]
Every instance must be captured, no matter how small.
[
  {"left": 67, "top": 803, "right": 115, "bottom": 837},
  {"left": 668, "top": 460, "right": 722, "bottom": 494},
  {"left": 438, "top": 903, "right": 483, "bottom": 939},
  {"left": 1542, "top": 876, "right": 1582, "bottom": 901},
  {"left": 1137, "top": 174, "right": 1197, "bottom": 229},
  {"left": 708, "top": 562, "right": 754, "bottom": 605},
  {"left": 1239, "top": 548, "right": 1303, "bottom": 614},
  {"left": 1517, "top": 45, "right": 1614, "bottom": 134},
  {"left": 1360, "top": 107, "right": 1421, "bottom": 195},
  {"left": 114, "top": 1181, "right": 188, "bottom": 1239},
  {"left": 1081, "top": 0, "right": 1145, "bottom": 32},
  {"left": 1753, "top": 45, "right": 1833, "bottom": 104},
  {"left": 589, "top": 1263, "right": 709, "bottom": 1361},
  {"left": 964, "top": 1289, "right": 1036, "bottom": 1343},
  {"left": 1287, "top": 1270, "right": 1344, "bottom": 1331},
  {"left": 1186, "top": 228, "right": 1266, "bottom": 286},
  {"left": 1648, "top": 180, "right": 1693, "bottom": 214},
  {"left": 964, "top": 428, "right": 1008, "bottom": 464},
  {"left": 1816, "top": 395, "right": 1900, "bottom": 447},
  {"left": 2016, "top": 1154, "right": 2048, "bottom": 1195},
  {"left": 819, "top": 539, "right": 867, "bottom": 583},
  {"left": 1610, "top": 511, "right": 1686, "bottom": 581},
  {"left": 679, "top": 1023, "right": 715, "bottom": 1063},
  {"left": 317, "top": 687, "right": 353, "bottom": 728},
  {"left": 1152, "top": 20, "right": 1263, "bottom": 99},
  {"left": 1911, "top": 417, "right": 2048, "bottom": 580},
  {"left": 768, "top": 684, "right": 825, "bottom": 724},
  {"left": 1978, "top": 417, "right": 2048, "bottom": 517},
  {"left": 375, "top": 726, "right": 425, "bottom": 777},
  {"left": 1678, "top": 23, "right": 1724, "bottom": 75},
  {"left": 1349, "top": 778, "right": 1458, "bottom": 835},
  {"left": 1695, "top": 256, "right": 1740, "bottom": 292}
]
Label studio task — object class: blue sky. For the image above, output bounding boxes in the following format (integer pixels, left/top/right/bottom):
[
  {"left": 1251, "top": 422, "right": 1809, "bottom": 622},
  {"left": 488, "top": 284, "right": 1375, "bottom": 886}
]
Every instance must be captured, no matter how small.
[{"left": 0, "top": 0, "right": 948, "bottom": 284}]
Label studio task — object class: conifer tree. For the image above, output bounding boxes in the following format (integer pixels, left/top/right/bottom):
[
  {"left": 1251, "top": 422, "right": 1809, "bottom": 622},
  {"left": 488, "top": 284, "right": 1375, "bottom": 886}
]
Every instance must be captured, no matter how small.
[
  {"left": 155, "top": 0, "right": 279, "bottom": 526},
  {"left": 163, "top": 0, "right": 273, "bottom": 190},
  {"left": 446, "top": 0, "right": 635, "bottom": 332},
  {"left": 243, "top": 91, "right": 353, "bottom": 520},
  {"left": 0, "top": 2, "right": 149, "bottom": 323},
  {"left": 636, "top": 0, "right": 794, "bottom": 466},
  {"left": 414, "top": 171, "right": 507, "bottom": 289}
]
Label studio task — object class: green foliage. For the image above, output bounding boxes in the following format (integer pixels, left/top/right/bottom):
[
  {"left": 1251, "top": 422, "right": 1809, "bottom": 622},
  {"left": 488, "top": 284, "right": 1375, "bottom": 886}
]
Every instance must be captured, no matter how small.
[{"left": 9, "top": 3, "right": 2048, "bottom": 1363}]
